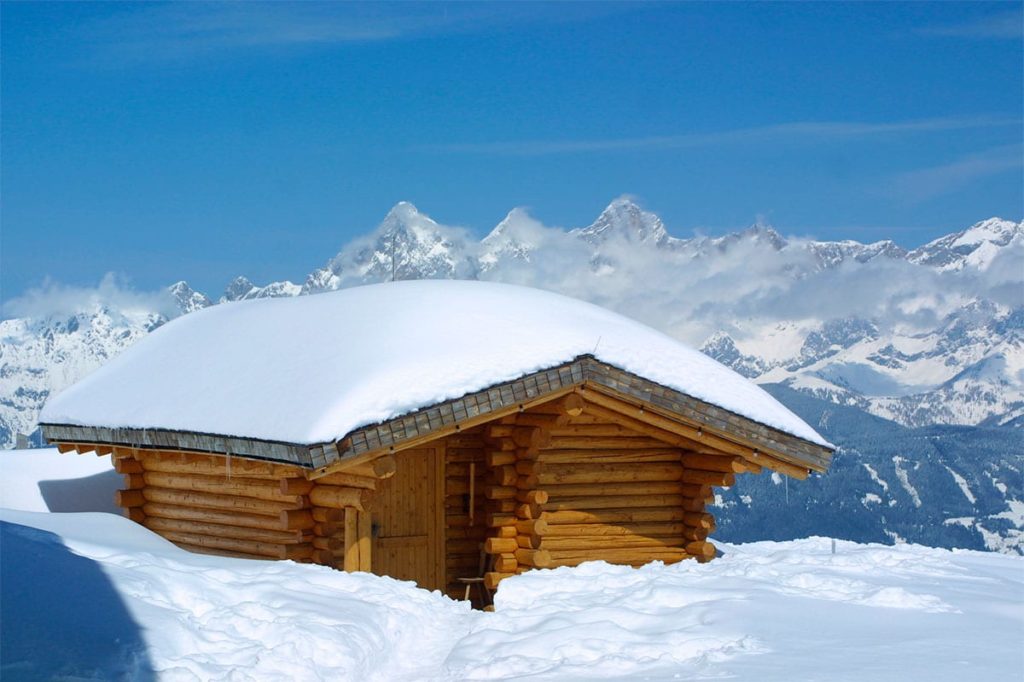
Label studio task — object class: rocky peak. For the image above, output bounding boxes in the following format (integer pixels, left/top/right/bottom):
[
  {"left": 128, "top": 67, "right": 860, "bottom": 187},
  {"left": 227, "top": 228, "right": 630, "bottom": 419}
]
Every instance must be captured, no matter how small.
[
  {"left": 221, "top": 276, "right": 257, "bottom": 302},
  {"left": 168, "top": 281, "right": 212, "bottom": 315},
  {"left": 572, "top": 197, "right": 671, "bottom": 247}
]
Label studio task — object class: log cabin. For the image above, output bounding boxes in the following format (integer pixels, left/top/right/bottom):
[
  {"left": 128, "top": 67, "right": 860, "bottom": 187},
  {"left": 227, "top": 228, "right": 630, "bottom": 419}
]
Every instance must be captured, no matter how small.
[{"left": 39, "top": 280, "right": 833, "bottom": 605}]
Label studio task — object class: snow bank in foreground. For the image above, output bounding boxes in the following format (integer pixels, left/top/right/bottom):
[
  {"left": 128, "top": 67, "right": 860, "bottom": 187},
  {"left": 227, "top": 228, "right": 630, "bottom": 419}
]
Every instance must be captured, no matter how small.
[
  {"left": 0, "top": 447, "right": 118, "bottom": 513},
  {"left": 2, "top": 510, "right": 1021, "bottom": 681},
  {"left": 40, "top": 280, "right": 829, "bottom": 447}
]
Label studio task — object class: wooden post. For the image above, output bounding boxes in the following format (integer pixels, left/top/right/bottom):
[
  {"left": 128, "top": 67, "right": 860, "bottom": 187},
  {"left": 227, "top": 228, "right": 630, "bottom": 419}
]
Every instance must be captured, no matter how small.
[{"left": 357, "top": 510, "right": 372, "bottom": 572}]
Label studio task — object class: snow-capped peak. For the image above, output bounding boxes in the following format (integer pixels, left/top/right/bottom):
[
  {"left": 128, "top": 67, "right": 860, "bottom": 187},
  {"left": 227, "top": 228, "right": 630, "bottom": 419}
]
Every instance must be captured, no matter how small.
[
  {"left": 908, "top": 217, "right": 1023, "bottom": 271},
  {"left": 221, "top": 276, "right": 256, "bottom": 302},
  {"left": 572, "top": 197, "right": 671, "bottom": 247},
  {"left": 168, "top": 281, "right": 212, "bottom": 314}
]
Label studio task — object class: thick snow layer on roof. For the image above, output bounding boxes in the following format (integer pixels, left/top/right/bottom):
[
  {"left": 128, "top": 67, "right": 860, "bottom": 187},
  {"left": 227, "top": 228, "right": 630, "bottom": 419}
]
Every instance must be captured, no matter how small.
[{"left": 40, "top": 280, "right": 829, "bottom": 447}]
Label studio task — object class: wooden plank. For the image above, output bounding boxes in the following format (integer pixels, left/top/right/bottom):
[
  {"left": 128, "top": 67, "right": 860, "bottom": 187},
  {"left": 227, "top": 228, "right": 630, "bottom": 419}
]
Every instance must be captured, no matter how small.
[
  {"left": 344, "top": 508, "right": 359, "bottom": 572},
  {"left": 357, "top": 511, "right": 372, "bottom": 572}
]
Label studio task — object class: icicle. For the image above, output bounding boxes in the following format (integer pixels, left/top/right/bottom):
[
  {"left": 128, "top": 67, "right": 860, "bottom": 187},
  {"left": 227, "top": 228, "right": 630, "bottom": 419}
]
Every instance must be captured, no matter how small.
[{"left": 226, "top": 445, "right": 232, "bottom": 480}]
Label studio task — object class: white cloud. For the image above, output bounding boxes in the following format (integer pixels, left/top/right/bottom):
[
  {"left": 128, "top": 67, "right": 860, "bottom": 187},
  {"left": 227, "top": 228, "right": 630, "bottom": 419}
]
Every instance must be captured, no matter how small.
[
  {"left": 2, "top": 273, "right": 176, "bottom": 321},
  {"left": 421, "top": 117, "right": 1021, "bottom": 156},
  {"left": 890, "top": 145, "right": 1023, "bottom": 204}
]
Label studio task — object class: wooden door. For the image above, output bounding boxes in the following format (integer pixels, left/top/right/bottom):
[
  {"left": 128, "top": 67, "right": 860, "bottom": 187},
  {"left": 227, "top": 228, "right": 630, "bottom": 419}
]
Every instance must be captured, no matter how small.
[{"left": 371, "top": 445, "right": 445, "bottom": 590}]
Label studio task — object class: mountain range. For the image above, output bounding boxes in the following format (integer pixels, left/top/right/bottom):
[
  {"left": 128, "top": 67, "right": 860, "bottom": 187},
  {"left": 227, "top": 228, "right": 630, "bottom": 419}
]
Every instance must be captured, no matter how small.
[{"left": 1, "top": 199, "right": 1020, "bottom": 552}]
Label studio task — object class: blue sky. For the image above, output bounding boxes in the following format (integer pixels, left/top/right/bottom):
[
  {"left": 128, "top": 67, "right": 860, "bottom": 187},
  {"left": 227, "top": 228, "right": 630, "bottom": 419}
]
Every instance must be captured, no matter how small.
[{"left": 2, "top": 2, "right": 1021, "bottom": 299}]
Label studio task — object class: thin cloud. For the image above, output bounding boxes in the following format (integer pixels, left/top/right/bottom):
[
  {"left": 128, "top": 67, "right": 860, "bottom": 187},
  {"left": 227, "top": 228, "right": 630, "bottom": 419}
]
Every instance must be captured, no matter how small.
[
  {"left": 918, "top": 10, "right": 1023, "bottom": 39},
  {"left": 420, "top": 116, "right": 1021, "bottom": 156},
  {"left": 890, "top": 144, "right": 1024, "bottom": 204},
  {"left": 77, "top": 3, "right": 633, "bottom": 63}
]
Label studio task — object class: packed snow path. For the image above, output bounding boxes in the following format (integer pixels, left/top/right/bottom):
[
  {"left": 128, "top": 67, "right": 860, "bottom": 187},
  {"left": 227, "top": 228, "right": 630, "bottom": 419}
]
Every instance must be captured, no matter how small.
[{"left": 2, "top": 507, "right": 1021, "bottom": 681}]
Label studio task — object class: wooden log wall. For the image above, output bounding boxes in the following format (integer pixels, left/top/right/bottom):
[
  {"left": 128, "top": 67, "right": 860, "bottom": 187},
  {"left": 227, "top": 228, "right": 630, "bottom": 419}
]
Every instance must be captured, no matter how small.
[
  {"left": 99, "top": 447, "right": 384, "bottom": 567},
  {"left": 532, "top": 399, "right": 740, "bottom": 568}
]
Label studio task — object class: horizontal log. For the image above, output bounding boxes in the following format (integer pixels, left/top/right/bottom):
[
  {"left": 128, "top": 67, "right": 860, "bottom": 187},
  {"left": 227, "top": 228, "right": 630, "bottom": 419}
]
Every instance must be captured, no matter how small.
[
  {"left": 125, "top": 507, "right": 146, "bottom": 523},
  {"left": 494, "top": 466, "right": 518, "bottom": 487},
  {"left": 175, "top": 542, "right": 268, "bottom": 562},
  {"left": 681, "top": 453, "right": 746, "bottom": 473},
  {"left": 484, "top": 537, "right": 518, "bottom": 554},
  {"left": 546, "top": 436, "right": 673, "bottom": 450},
  {"left": 484, "top": 485, "right": 517, "bottom": 500},
  {"left": 484, "top": 572, "right": 515, "bottom": 590},
  {"left": 515, "top": 490, "right": 548, "bottom": 505},
  {"left": 496, "top": 526, "right": 517, "bottom": 538},
  {"left": 514, "top": 502, "right": 541, "bottom": 520},
  {"left": 136, "top": 450, "right": 302, "bottom": 479},
  {"left": 512, "top": 427, "right": 548, "bottom": 449},
  {"left": 314, "top": 522, "right": 342, "bottom": 536},
  {"left": 143, "top": 487, "right": 299, "bottom": 516},
  {"left": 489, "top": 439, "right": 517, "bottom": 451},
  {"left": 115, "top": 489, "right": 145, "bottom": 508},
  {"left": 113, "top": 458, "right": 144, "bottom": 474},
  {"left": 494, "top": 555, "right": 518, "bottom": 573},
  {"left": 543, "top": 494, "right": 685, "bottom": 511},
  {"left": 486, "top": 425, "right": 516, "bottom": 438},
  {"left": 516, "top": 533, "right": 543, "bottom": 549},
  {"left": 680, "top": 470, "right": 735, "bottom": 487},
  {"left": 685, "top": 541, "right": 716, "bottom": 559},
  {"left": 549, "top": 424, "right": 638, "bottom": 437},
  {"left": 515, "top": 519, "right": 549, "bottom": 535},
  {"left": 161, "top": 530, "right": 313, "bottom": 560},
  {"left": 312, "top": 536, "right": 344, "bottom": 551},
  {"left": 541, "top": 536, "right": 685, "bottom": 551},
  {"left": 492, "top": 499, "right": 517, "bottom": 513},
  {"left": 545, "top": 522, "right": 688, "bottom": 538},
  {"left": 315, "top": 471, "right": 377, "bottom": 490},
  {"left": 516, "top": 475, "right": 540, "bottom": 489},
  {"left": 514, "top": 548, "right": 551, "bottom": 568},
  {"left": 682, "top": 491, "right": 713, "bottom": 511},
  {"left": 545, "top": 508, "right": 686, "bottom": 525},
  {"left": 280, "top": 509, "right": 316, "bottom": 530},
  {"left": 308, "top": 485, "right": 373, "bottom": 510},
  {"left": 487, "top": 512, "right": 517, "bottom": 527},
  {"left": 486, "top": 451, "right": 517, "bottom": 467},
  {"left": 145, "top": 516, "right": 309, "bottom": 544},
  {"left": 682, "top": 512, "right": 715, "bottom": 529},
  {"left": 544, "top": 481, "right": 688, "bottom": 497},
  {"left": 143, "top": 502, "right": 287, "bottom": 532},
  {"left": 122, "top": 473, "right": 145, "bottom": 489},
  {"left": 682, "top": 526, "right": 710, "bottom": 541},
  {"left": 514, "top": 460, "right": 543, "bottom": 476},
  {"left": 280, "top": 477, "right": 315, "bottom": 496},
  {"left": 539, "top": 463, "right": 681, "bottom": 485},
  {"left": 142, "top": 471, "right": 301, "bottom": 504},
  {"left": 547, "top": 548, "right": 690, "bottom": 566},
  {"left": 514, "top": 413, "right": 567, "bottom": 428},
  {"left": 538, "top": 449, "right": 682, "bottom": 465},
  {"left": 311, "top": 507, "right": 344, "bottom": 524}
]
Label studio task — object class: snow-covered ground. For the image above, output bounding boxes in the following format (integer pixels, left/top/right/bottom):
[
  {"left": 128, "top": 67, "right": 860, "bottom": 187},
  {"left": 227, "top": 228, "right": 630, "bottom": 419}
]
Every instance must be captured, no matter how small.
[{"left": 3, "top": 450, "right": 1023, "bottom": 681}]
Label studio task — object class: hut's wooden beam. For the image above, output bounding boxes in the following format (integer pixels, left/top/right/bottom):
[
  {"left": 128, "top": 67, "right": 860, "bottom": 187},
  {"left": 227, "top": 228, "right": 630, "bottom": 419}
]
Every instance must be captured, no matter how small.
[{"left": 579, "top": 387, "right": 813, "bottom": 479}]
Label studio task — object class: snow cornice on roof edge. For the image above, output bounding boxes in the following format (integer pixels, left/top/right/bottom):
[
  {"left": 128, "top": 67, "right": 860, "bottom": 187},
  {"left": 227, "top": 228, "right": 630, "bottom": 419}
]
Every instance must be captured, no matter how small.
[{"left": 41, "top": 355, "right": 835, "bottom": 476}]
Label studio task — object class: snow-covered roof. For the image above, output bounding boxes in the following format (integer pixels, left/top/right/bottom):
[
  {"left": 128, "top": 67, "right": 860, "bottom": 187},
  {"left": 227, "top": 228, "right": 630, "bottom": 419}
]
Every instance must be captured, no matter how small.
[{"left": 40, "top": 280, "right": 829, "bottom": 450}]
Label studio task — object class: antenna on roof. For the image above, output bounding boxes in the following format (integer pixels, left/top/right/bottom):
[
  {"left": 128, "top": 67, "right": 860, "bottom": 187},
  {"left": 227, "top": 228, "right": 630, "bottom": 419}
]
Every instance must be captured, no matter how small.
[{"left": 593, "top": 336, "right": 602, "bottom": 354}]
